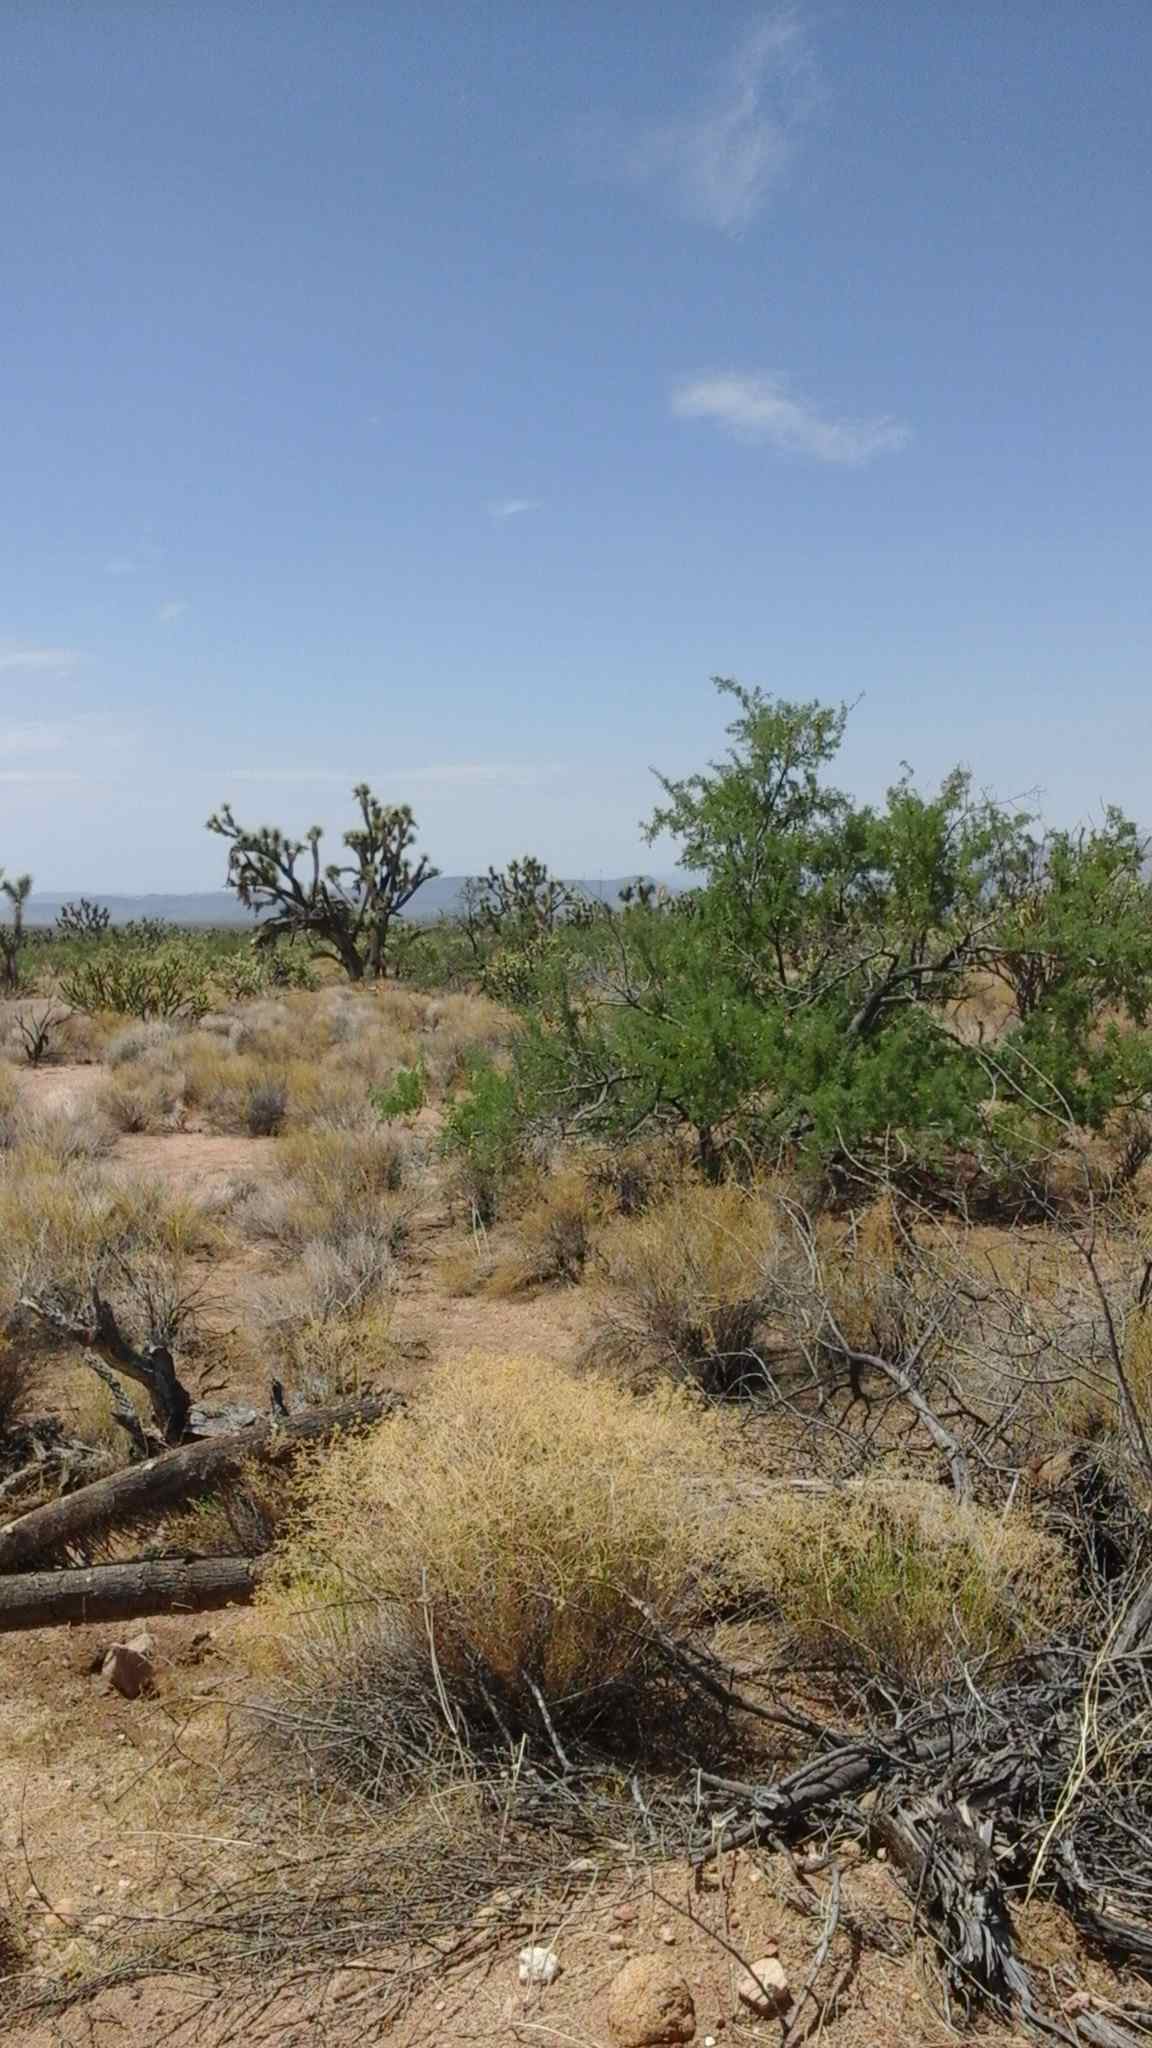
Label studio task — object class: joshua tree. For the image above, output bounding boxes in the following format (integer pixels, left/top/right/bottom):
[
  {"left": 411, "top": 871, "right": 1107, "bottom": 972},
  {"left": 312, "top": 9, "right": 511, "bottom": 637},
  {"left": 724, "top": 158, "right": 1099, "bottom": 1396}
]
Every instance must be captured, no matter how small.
[
  {"left": 464, "top": 855, "right": 580, "bottom": 944},
  {"left": 55, "top": 897, "right": 112, "bottom": 939},
  {"left": 0, "top": 871, "right": 32, "bottom": 991},
  {"left": 207, "top": 785, "right": 438, "bottom": 981}
]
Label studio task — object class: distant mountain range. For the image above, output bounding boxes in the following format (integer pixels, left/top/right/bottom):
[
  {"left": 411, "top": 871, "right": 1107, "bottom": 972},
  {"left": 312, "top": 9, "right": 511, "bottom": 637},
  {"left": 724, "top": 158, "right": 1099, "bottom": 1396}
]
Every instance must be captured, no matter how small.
[{"left": 23, "top": 877, "right": 678, "bottom": 929}]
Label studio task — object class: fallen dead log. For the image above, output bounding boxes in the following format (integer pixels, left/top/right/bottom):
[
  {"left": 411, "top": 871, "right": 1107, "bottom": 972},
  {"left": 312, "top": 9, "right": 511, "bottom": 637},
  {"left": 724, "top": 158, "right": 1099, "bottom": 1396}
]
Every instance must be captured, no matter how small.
[
  {"left": 0, "top": 1554, "right": 262, "bottom": 1630},
  {"left": 0, "top": 1395, "right": 399, "bottom": 1573}
]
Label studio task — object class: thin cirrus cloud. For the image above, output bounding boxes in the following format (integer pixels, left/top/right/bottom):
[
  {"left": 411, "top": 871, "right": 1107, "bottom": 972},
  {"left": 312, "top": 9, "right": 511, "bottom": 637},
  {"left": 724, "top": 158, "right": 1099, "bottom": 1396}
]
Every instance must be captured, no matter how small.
[
  {"left": 225, "top": 762, "right": 554, "bottom": 790},
  {"left": 671, "top": 373, "right": 911, "bottom": 465},
  {"left": 488, "top": 498, "right": 541, "bottom": 520},
  {"left": 158, "top": 599, "right": 190, "bottom": 623},
  {"left": 0, "top": 647, "right": 82, "bottom": 675},
  {"left": 0, "top": 719, "right": 82, "bottom": 756},
  {"left": 626, "top": 9, "right": 822, "bottom": 233}
]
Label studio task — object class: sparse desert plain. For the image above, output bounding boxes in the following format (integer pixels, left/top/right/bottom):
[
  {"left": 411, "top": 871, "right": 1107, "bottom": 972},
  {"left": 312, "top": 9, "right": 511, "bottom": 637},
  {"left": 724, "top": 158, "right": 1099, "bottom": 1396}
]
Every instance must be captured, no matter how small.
[{"left": 6, "top": 702, "right": 1152, "bottom": 2048}]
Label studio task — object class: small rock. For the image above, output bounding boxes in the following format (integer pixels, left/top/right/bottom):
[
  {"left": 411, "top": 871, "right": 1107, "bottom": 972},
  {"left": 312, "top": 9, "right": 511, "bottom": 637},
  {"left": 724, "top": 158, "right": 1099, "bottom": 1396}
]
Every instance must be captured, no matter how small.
[
  {"left": 607, "top": 1931, "right": 629, "bottom": 1950},
  {"left": 613, "top": 1902, "right": 638, "bottom": 1925},
  {"left": 518, "top": 1944, "right": 561, "bottom": 1987},
  {"left": 659, "top": 1922, "right": 677, "bottom": 1945},
  {"left": 102, "top": 1643, "right": 155, "bottom": 1699},
  {"left": 735, "top": 1956, "right": 790, "bottom": 2020},
  {"left": 126, "top": 1629, "right": 156, "bottom": 1659},
  {"left": 607, "top": 1954, "right": 696, "bottom": 2046}
]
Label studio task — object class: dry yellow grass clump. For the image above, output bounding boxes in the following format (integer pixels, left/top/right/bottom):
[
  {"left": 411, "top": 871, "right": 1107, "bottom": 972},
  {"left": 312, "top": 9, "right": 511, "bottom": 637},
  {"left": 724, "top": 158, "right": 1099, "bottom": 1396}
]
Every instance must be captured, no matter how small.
[
  {"left": 263, "top": 1353, "right": 724, "bottom": 1774},
  {"left": 91, "top": 986, "right": 518, "bottom": 1138},
  {"left": 242, "top": 1124, "right": 418, "bottom": 1254},
  {"left": 731, "top": 1478, "right": 1073, "bottom": 1690},
  {"left": 589, "top": 1181, "right": 789, "bottom": 1391},
  {"left": 0, "top": 1151, "right": 220, "bottom": 1309},
  {"left": 0, "top": 1059, "right": 19, "bottom": 1118}
]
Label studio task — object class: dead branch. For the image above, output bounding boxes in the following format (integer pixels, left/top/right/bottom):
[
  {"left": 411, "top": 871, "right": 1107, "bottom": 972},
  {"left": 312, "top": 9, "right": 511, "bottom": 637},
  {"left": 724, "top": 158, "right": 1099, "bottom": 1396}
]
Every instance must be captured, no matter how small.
[
  {"left": 823, "top": 1330, "right": 974, "bottom": 1499},
  {"left": 20, "top": 1291, "right": 193, "bottom": 1443},
  {"left": 0, "top": 1395, "right": 399, "bottom": 1573}
]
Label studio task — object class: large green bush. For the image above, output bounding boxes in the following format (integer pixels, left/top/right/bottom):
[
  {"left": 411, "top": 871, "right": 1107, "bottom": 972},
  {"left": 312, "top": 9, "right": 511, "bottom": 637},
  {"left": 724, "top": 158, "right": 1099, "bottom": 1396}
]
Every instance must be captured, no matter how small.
[{"left": 489, "top": 680, "right": 1152, "bottom": 1179}]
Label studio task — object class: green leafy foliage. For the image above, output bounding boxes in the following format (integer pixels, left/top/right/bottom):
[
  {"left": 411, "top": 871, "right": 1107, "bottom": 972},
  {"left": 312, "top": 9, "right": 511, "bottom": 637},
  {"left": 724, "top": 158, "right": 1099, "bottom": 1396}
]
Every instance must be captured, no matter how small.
[
  {"left": 498, "top": 679, "right": 1152, "bottom": 1179},
  {"left": 439, "top": 1059, "right": 526, "bottom": 1219},
  {"left": 371, "top": 1062, "right": 427, "bottom": 1122}
]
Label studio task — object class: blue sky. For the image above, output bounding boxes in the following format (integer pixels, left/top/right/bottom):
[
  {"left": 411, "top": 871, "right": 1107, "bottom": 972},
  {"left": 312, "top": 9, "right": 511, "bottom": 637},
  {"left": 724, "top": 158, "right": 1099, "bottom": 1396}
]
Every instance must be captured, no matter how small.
[{"left": 3, "top": 2, "right": 1151, "bottom": 891}]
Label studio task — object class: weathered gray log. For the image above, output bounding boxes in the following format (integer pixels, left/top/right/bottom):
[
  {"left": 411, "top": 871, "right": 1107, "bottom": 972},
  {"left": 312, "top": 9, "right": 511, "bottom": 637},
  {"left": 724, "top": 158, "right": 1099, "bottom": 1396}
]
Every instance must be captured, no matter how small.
[
  {"left": 0, "top": 1554, "right": 262, "bottom": 1630},
  {"left": 0, "top": 1396, "right": 397, "bottom": 1573}
]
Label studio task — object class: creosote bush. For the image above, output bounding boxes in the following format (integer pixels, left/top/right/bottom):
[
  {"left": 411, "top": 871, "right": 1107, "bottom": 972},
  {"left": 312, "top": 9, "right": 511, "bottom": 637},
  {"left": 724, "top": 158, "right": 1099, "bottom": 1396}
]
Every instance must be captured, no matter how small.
[{"left": 262, "top": 1353, "right": 724, "bottom": 1782}]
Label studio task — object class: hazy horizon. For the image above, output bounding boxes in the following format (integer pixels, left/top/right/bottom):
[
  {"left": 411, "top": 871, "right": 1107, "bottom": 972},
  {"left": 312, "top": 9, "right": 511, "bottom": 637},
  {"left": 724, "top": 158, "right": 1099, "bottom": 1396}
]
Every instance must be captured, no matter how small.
[{"left": 19, "top": 873, "right": 682, "bottom": 923}]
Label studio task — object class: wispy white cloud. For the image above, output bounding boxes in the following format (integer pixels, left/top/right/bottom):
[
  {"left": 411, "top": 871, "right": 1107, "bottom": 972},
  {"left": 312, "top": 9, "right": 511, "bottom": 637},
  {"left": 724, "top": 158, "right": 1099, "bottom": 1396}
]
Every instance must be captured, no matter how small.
[
  {"left": 628, "top": 10, "right": 821, "bottom": 233},
  {"left": 0, "top": 720, "right": 78, "bottom": 757},
  {"left": 0, "top": 647, "right": 82, "bottom": 675},
  {"left": 488, "top": 498, "right": 541, "bottom": 521},
  {"left": 226, "top": 762, "right": 555, "bottom": 790},
  {"left": 671, "top": 372, "right": 910, "bottom": 465},
  {"left": 158, "top": 599, "right": 189, "bottom": 623},
  {"left": 0, "top": 769, "right": 85, "bottom": 786},
  {"left": 104, "top": 555, "right": 138, "bottom": 577},
  {"left": 408, "top": 762, "right": 554, "bottom": 788}
]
